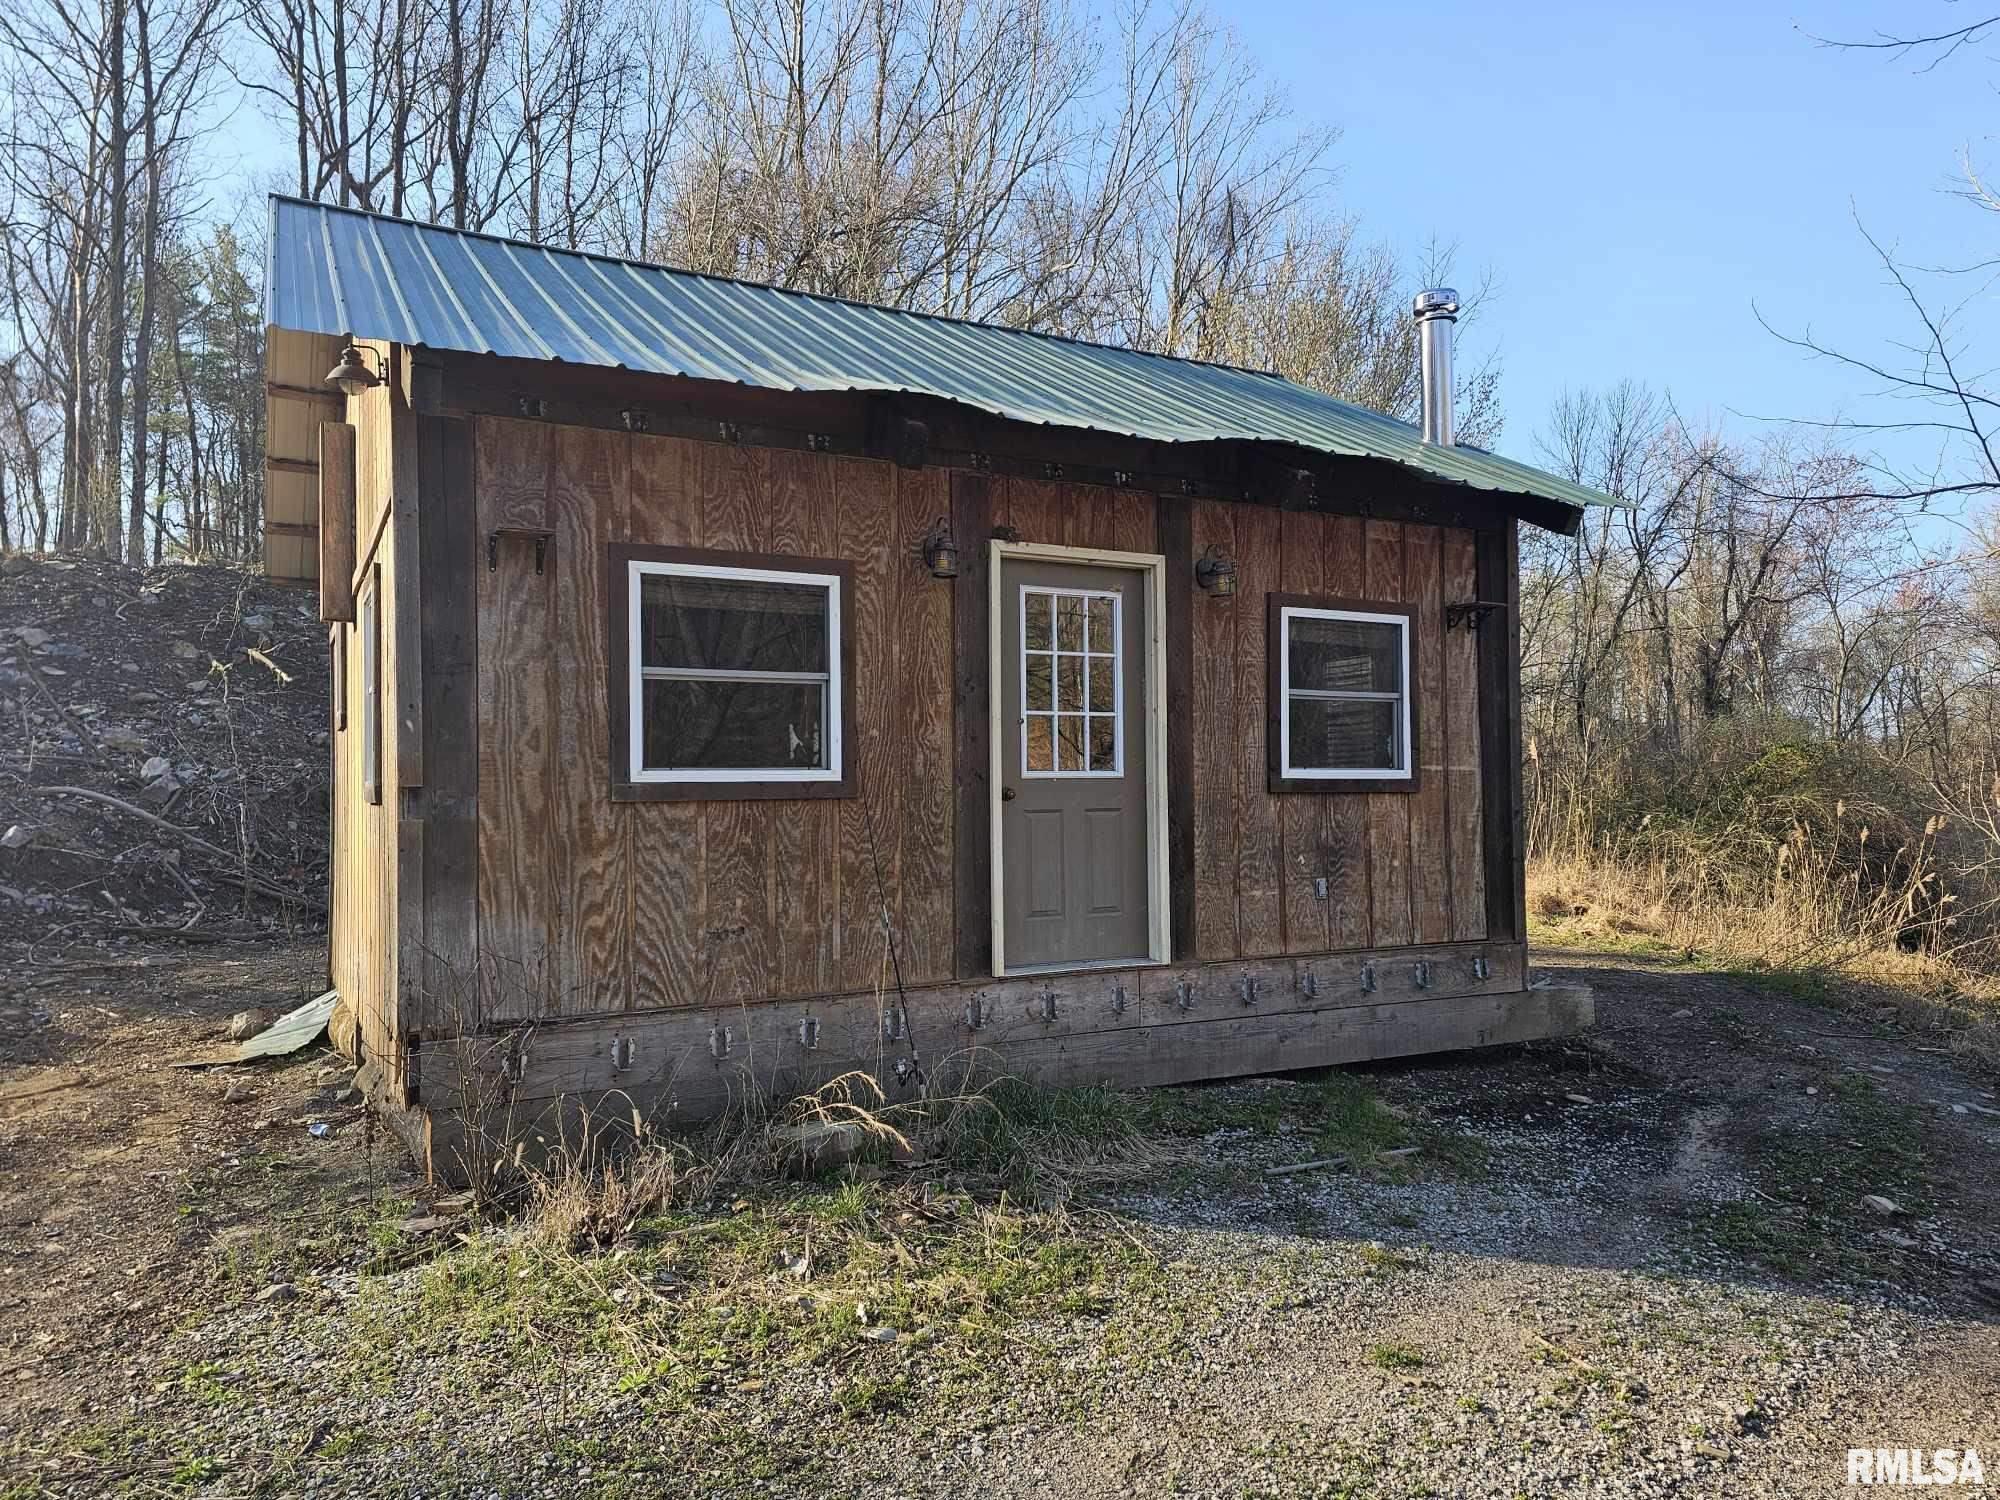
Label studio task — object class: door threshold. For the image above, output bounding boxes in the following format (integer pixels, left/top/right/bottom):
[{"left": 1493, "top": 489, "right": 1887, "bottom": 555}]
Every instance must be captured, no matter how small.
[{"left": 1001, "top": 955, "right": 1156, "bottom": 978}]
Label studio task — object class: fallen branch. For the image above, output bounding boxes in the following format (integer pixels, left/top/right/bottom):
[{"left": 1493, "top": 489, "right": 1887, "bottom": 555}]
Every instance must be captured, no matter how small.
[
  {"left": 1264, "top": 1156, "right": 1347, "bottom": 1177},
  {"left": 245, "top": 647, "right": 292, "bottom": 683},
  {"left": 36, "top": 785, "right": 325, "bottom": 912},
  {"left": 13, "top": 645, "right": 104, "bottom": 763}
]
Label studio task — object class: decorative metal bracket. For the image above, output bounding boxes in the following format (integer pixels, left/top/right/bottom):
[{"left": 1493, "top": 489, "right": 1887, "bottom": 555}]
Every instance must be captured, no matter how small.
[
  {"left": 709, "top": 1025, "right": 732, "bottom": 1060},
  {"left": 1446, "top": 599, "right": 1507, "bottom": 631},
  {"left": 1360, "top": 962, "right": 1377, "bottom": 995},
  {"left": 1175, "top": 978, "right": 1196, "bottom": 1011},
  {"left": 1414, "top": 960, "right": 1432, "bottom": 990},
  {"left": 1239, "top": 975, "right": 1259, "bottom": 1006},
  {"left": 609, "top": 1036, "right": 633, "bottom": 1072},
  {"left": 488, "top": 526, "right": 556, "bottom": 574},
  {"left": 1472, "top": 956, "right": 1490, "bottom": 981},
  {"left": 1036, "top": 989, "right": 1059, "bottom": 1023},
  {"left": 797, "top": 1017, "right": 821, "bottom": 1050}
]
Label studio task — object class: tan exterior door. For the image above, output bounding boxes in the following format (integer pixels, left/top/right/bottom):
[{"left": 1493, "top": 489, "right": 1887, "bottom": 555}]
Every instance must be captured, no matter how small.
[{"left": 998, "top": 555, "right": 1151, "bottom": 970}]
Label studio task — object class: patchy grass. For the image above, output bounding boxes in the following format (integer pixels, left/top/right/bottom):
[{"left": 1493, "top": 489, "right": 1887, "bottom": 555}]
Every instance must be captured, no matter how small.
[
  {"left": 1366, "top": 1341, "right": 1427, "bottom": 1371},
  {"left": 1689, "top": 1074, "right": 1936, "bottom": 1279}
]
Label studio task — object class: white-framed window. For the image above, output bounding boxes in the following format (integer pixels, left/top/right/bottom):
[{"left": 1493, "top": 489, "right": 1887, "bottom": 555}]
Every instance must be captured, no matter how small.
[
  {"left": 626, "top": 556, "right": 844, "bottom": 785},
  {"left": 1020, "top": 585, "right": 1122, "bottom": 777},
  {"left": 1276, "top": 603, "right": 1412, "bottom": 780}
]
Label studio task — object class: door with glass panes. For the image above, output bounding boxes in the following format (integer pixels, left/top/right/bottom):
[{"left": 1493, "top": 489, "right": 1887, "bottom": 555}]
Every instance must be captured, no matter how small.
[{"left": 997, "top": 556, "right": 1150, "bottom": 970}]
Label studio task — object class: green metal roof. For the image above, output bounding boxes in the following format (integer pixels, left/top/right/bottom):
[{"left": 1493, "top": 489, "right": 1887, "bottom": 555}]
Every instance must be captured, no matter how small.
[{"left": 267, "top": 195, "right": 1622, "bottom": 518}]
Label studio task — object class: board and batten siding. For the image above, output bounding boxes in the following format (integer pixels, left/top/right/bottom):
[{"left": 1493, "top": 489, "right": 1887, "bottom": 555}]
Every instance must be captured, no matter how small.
[
  {"left": 1184, "top": 500, "right": 1487, "bottom": 964},
  {"left": 395, "top": 412, "right": 1491, "bottom": 1029},
  {"left": 468, "top": 420, "right": 959, "bottom": 1020}
]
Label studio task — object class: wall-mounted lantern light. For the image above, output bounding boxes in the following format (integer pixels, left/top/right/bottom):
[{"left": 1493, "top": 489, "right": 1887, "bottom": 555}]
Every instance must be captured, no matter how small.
[
  {"left": 921, "top": 517, "right": 960, "bottom": 579},
  {"left": 324, "top": 343, "right": 383, "bottom": 396},
  {"left": 1194, "top": 544, "right": 1237, "bottom": 598}
]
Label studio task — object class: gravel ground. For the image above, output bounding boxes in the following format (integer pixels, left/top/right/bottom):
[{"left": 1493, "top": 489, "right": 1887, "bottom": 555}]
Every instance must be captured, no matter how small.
[{"left": 2, "top": 945, "right": 1997, "bottom": 1498}]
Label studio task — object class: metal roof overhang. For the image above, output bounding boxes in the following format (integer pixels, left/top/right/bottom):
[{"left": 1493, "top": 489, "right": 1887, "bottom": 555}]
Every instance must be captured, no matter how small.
[{"left": 264, "top": 195, "right": 1623, "bottom": 579}]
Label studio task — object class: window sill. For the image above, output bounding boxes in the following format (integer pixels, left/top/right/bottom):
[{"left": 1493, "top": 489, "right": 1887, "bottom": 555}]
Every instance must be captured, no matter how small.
[
  {"left": 610, "top": 776, "right": 858, "bottom": 803},
  {"left": 1267, "top": 768, "right": 1422, "bottom": 795}
]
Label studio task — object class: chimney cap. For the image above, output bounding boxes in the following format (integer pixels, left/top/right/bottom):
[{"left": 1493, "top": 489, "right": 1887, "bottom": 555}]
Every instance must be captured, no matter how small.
[{"left": 1412, "top": 288, "right": 1460, "bottom": 320}]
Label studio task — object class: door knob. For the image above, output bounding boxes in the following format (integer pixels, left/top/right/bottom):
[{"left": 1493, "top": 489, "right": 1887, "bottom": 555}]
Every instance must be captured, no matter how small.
[{"left": 1001, "top": 786, "right": 1017, "bottom": 801}]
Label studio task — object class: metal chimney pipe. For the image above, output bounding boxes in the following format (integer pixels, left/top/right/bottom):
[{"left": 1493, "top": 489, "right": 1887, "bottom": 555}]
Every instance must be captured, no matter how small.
[{"left": 1412, "top": 288, "right": 1460, "bottom": 446}]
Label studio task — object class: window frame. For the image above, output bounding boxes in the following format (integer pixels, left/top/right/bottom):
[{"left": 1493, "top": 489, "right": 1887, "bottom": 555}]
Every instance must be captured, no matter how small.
[
  {"left": 1265, "top": 593, "right": 1420, "bottom": 794},
  {"left": 606, "top": 543, "right": 858, "bottom": 802},
  {"left": 360, "top": 569, "right": 381, "bottom": 805}
]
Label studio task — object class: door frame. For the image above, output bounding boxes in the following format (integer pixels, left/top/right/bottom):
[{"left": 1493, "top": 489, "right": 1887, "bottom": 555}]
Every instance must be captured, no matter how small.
[{"left": 988, "top": 540, "right": 1170, "bottom": 976}]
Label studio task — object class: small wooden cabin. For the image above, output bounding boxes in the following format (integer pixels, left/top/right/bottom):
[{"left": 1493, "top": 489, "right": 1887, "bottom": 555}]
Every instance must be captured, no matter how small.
[{"left": 263, "top": 197, "right": 1609, "bottom": 1177}]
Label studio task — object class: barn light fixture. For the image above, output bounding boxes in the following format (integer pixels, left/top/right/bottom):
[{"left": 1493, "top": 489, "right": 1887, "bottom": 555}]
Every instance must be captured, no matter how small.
[
  {"left": 323, "top": 342, "right": 383, "bottom": 396},
  {"left": 1194, "top": 544, "right": 1237, "bottom": 598},
  {"left": 920, "top": 517, "right": 960, "bottom": 579}
]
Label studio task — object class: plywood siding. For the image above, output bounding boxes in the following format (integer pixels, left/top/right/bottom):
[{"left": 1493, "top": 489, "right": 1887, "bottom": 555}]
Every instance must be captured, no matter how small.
[
  {"left": 468, "top": 423, "right": 959, "bottom": 1017},
  {"left": 328, "top": 346, "right": 412, "bottom": 1095},
  {"left": 1182, "top": 501, "right": 1487, "bottom": 961}
]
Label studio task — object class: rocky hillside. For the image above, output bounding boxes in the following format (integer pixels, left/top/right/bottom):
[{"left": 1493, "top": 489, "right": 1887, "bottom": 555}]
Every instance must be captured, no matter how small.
[{"left": 0, "top": 554, "right": 330, "bottom": 957}]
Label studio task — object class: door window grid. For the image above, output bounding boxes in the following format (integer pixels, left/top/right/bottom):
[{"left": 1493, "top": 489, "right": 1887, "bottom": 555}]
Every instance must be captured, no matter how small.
[{"left": 1020, "top": 586, "right": 1122, "bottom": 777}]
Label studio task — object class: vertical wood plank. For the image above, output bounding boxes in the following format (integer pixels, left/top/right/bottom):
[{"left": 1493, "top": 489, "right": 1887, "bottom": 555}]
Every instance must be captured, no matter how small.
[
  {"left": 896, "top": 466, "right": 955, "bottom": 983},
  {"left": 1366, "top": 520, "right": 1414, "bottom": 947},
  {"left": 1406, "top": 524, "right": 1451, "bottom": 945},
  {"left": 698, "top": 441, "right": 775, "bottom": 1003},
  {"left": 1278, "top": 509, "right": 1330, "bottom": 954},
  {"left": 952, "top": 471, "right": 995, "bottom": 979},
  {"left": 768, "top": 450, "right": 839, "bottom": 998},
  {"left": 417, "top": 415, "right": 480, "bottom": 1036},
  {"left": 1158, "top": 494, "right": 1197, "bottom": 962},
  {"left": 318, "top": 421, "right": 357, "bottom": 622},
  {"left": 547, "top": 424, "right": 632, "bottom": 1015},
  {"left": 1190, "top": 500, "right": 1239, "bottom": 959},
  {"left": 627, "top": 435, "right": 705, "bottom": 1008},
  {"left": 1321, "top": 515, "right": 1371, "bottom": 948},
  {"left": 1233, "top": 504, "right": 1284, "bottom": 957},
  {"left": 474, "top": 417, "right": 556, "bottom": 1020},
  {"left": 1443, "top": 527, "right": 1487, "bottom": 941},
  {"left": 1111, "top": 488, "right": 1155, "bottom": 555},
  {"left": 1478, "top": 521, "right": 1526, "bottom": 943},
  {"left": 835, "top": 456, "right": 900, "bottom": 993},
  {"left": 1004, "top": 477, "right": 1066, "bottom": 544}
]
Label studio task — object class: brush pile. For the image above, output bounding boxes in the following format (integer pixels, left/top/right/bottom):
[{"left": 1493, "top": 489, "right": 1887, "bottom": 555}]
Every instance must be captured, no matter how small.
[{"left": 0, "top": 552, "right": 329, "bottom": 958}]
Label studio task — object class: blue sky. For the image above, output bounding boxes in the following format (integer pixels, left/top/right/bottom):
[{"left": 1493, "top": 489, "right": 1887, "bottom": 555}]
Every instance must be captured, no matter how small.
[{"left": 1235, "top": 1, "right": 1998, "bottom": 479}]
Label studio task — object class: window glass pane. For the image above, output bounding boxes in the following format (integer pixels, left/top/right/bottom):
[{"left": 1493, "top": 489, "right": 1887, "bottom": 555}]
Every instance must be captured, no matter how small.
[
  {"left": 1088, "top": 657, "right": 1114, "bottom": 712},
  {"left": 642, "top": 680, "right": 826, "bottom": 770},
  {"left": 1025, "top": 592, "right": 1052, "bottom": 650},
  {"left": 1087, "top": 596, "right": 1114, "bottom": 652},
  {"left": 1289, "top": 697, "right": 1399, "bottom": 771},
  {"left": 1288, "top": 615, "right": 1401, "bottom": 694},
  {"left": 1025, "top": 654, "right": 1053, "bottom": 711},
  {"left": 1025, "top": 714, "right": 1054, "bottom": 772},
  {"left": 1056, "top": 715, "right": 1086, "bottom": 771},
  {"left": 641, "top": 574, "right": 828, "bottom": 674},
  {"left": 1088, "top": 714, "right": 1116, "bottom": 771},
  {"left": 1057, "top": 595, "right": 1085, "bottom": 651},
  {"left": 1056, "top": 655, "right": 1082, "bottom": 713}
]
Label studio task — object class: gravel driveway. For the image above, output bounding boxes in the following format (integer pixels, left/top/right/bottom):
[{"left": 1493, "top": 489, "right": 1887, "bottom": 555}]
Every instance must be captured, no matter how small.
[{"left": 2, "top": 945, "right": 1996, "bottom": 1498}]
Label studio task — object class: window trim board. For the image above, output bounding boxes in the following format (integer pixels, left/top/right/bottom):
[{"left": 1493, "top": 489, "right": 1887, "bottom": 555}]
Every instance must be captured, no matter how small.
[
  {"left": 1265, "top": 592, "right": 1421, "bottom": 795},
  {"left": 605, "top": 543, "right": 859, "bottom": 802}
]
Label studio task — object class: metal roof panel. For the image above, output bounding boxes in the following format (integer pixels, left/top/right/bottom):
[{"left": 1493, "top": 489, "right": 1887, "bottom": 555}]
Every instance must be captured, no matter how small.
[{"left": 265, "top": 195, "right": 1624, "bottom": 514}]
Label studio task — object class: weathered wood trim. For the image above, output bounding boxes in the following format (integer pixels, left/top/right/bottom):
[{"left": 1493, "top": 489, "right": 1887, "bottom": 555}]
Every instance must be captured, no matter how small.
[
  {"left": 1476, "top": 522, "right": 1526, "bottom": 942},
  {"left": 391, "top": 346, "right": 426, "bottom": 790},
  {"left": 1157, "top": 494, "right": 1196, "bottom": 961},
  {"left": 951, "top": 470, "right": 994, "bottom": 979},
  {"left": 603, "top": 541, "right": 859, "bottom": 802},
  {"left": 268, "top": 380, "right": 344, "bottom": 406},
  {"left": 410, "top": 947, "right": 1580, "bottom": 1122},
  {"left": 432, "top": 351, "right": 1582, "bottom": 536},
  {"left": 1264, "top": 591, "right": 1421, "bottom": 795},
  {"left": 318, "top": 421, "right": 357, "bottom": 623}
]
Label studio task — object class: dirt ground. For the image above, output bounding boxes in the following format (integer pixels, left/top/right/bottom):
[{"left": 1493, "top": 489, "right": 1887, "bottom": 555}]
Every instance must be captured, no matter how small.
[{"left": 2, "top": 944, "right": 1997, "bottom": 1498}]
